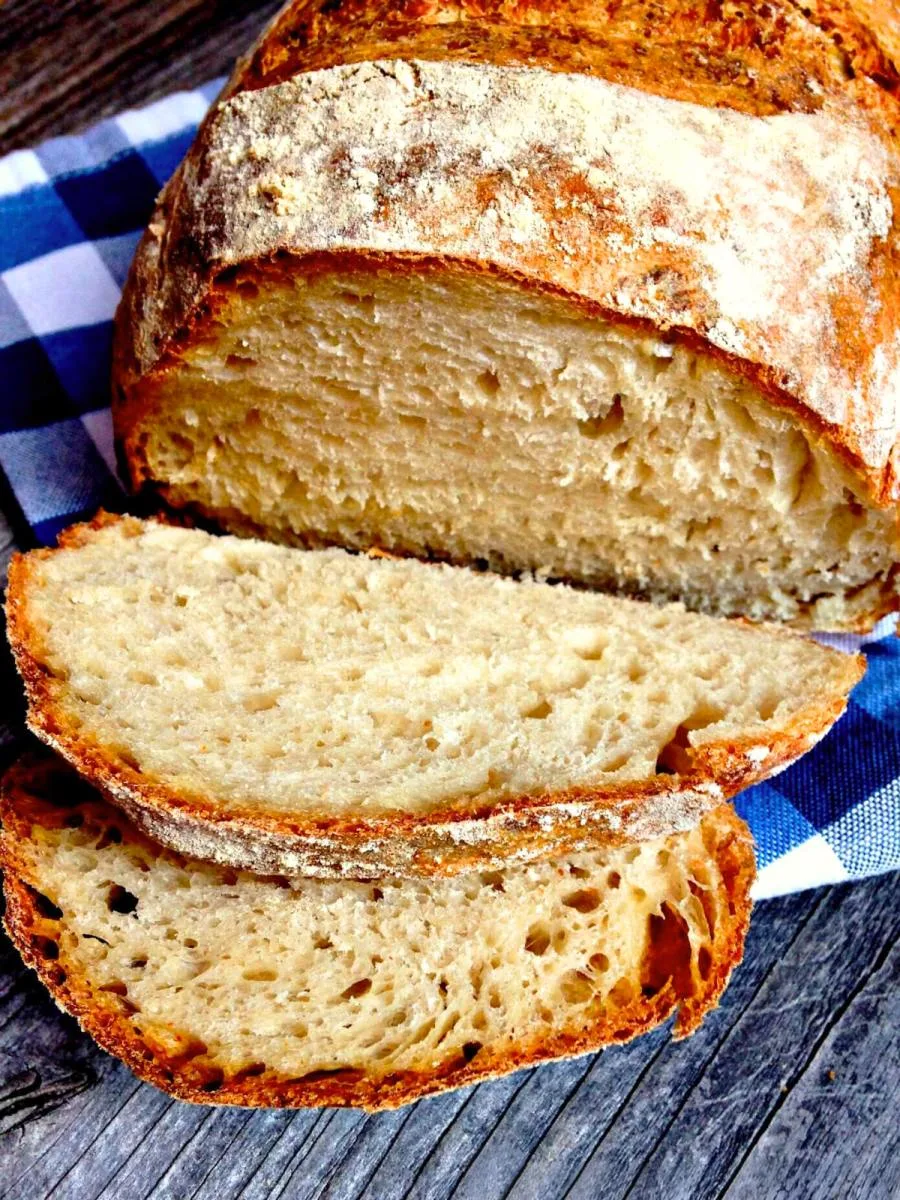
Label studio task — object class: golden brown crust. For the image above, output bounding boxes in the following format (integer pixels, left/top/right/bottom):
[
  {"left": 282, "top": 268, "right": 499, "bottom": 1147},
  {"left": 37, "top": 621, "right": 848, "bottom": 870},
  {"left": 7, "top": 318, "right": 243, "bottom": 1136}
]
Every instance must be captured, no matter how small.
[
  {"left": 110, "top": 2, "right": 900, "bottom": 634},
  {"left": 4, "top": 514, "right": 864, "bottom": 880},
  {"left": 0, "top": 753, "right": 755, "bottom": 1110},
  {"left": 237, "top": 1, "right": 900, "bottom": 119}
]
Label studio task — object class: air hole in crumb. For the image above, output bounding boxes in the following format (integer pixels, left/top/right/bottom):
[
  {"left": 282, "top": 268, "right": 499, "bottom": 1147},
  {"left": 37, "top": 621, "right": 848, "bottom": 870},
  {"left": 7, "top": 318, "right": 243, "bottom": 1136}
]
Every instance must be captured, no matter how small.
[
  {"left": 371, "top": 887, "right": 384, "bottom": 901},
  {"left": 243, "top": 968, "right": 278, "bottom": 982},
  {"left": 235, "top": 1061, "right": 266, "bottom": 1079},
  {"left": 563, "top": 888, "right": 601, "bottom": 913},
  {"left": 641, "top": 903, "right": 693, "bottom": 998},
  {"left": 524, "top": 922, "right": 551, "bottom": 956},
  {"left": 314, "top": 936, "right": 333, "bottom": 950},
  {"left": 567, "top": 629, "right": 609, "bottom": 661},
  {"left": 183, "top": 938, "right": 198, "bottom": 949},
  {"left": 569, "top": 864, "right": 590, "bottom": 879},
  {"left": 127, "top": 668, "right": 159, "bottom": 685},
  {"left": 609, "top": 977, "right": 637, "bottom": 1006},
  {"left": 243, "top": 692, "right": 280, "bottom": 713},
  {"left": 424, "top": 736, "right": 440, "bottom": 751},
  {"left": 199, "top": 1069, "right": 225, "bottom": 1093},
  {"left": 341, "top": 978, "right": 373, "bottom": 1000},
  {"left": 608, "top": 872, "right": 621, "bottom": 889},
  {"left": 115, "top": 748, "right": 141, "bottom": 772},
  {"left": 698, "top": 946, "right": 712, "bottom": 981},
  {"left": 589, "top": 952, "right": 610, "bottom": 973},
  {"left": 462, "top": 1041, "right": 483, "bottom": 1063},
  {"left": 560, "top": 970, "right": 594, "bottom": 1004},
  {"left": 130, "top": 957, "right": 148, "bottom": 969},
  {"left": 655, "top": 725, "right": 693, "bottom": 775},
  {"left": 32, "top": 936, "right": 59, "bottom": 960},
  {"left": 107, "top": 884, "right": 139, "bottom": 916},
  {"left": 482, "top": 872, "right": 505, "bottom": 892},
  {"left": 476, "top": 368, "right": 501, "bottom": 397},
  {"left": 100, "top": 980, "right": 128, "bottom": 996},
  {"left": 225, "top": 353, "right": 258, "bottom": 369},
  {"left": 28, "top": 888, "right": 62, "bottom": 921},
  {"left": 577, "top": 393, "right": 625, "bottom": 439},
  {"left": 757, "top": 695, "right": 779, "bottom": 720},
  {"left": 523, "top": 698, "right": 553, "bottom": 720}
]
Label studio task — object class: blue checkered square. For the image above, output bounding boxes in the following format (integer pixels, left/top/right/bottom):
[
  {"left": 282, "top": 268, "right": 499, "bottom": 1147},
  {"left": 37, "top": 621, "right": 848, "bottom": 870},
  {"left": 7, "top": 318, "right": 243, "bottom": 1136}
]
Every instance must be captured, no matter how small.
[{"left": 0, "top": 79, "right": 896, "bottom": 900}]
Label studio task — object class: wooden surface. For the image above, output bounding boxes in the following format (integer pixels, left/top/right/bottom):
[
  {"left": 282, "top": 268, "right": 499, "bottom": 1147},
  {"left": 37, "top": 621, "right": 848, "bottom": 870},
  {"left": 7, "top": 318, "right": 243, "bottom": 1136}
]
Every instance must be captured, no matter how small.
[{"left": 1, "top": 4, "right": 898, "bottom": 1197}]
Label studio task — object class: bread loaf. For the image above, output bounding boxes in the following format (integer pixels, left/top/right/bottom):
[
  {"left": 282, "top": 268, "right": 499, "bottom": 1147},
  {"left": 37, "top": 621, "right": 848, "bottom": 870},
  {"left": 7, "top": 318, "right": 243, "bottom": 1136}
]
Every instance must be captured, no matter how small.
[
  {"left": 6, "top": 515, "right": 862, "bottom": 878},
  {"left": 113, "top": 1, "right": 900, "bottom": 630},
  {"left": 0, "top": 752, "right": 754, "bottom": 1111}
]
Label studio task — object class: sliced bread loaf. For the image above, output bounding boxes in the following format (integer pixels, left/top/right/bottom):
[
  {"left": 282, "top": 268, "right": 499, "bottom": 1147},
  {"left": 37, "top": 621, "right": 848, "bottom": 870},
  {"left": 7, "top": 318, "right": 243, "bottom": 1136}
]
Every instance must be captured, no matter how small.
[
  {"left": 113, "top": 4, "right": 900, "bottom": 630},
  {"left": 6, "top": 515, "right": 862, "bottom": 878},
  {"left": 0, "top": 752, "right": 755, "bottom": 1111}
]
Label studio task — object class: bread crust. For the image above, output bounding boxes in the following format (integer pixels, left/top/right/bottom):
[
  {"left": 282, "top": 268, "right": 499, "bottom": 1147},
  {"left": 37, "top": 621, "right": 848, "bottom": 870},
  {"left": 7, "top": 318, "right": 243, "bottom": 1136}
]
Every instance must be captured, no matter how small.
[
  {"left": 113, "top": 2, "right": 900, "bottom": 518},
  {"left": 4, "top": 514, "right": 864, "bottom": 880},
  {"left": 0, "top": 754, "right": 755, "bottom": 1111},
  {"left": 237, "top": 1, "right": 900, "bottom": 120}
]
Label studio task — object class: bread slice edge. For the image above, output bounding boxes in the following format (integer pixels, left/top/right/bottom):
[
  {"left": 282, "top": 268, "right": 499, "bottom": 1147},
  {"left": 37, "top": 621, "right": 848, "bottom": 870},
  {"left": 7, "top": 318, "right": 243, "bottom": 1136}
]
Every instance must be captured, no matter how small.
[
  {"left": 0, "top": 753, "right": 755, "bottom": 1111},
  {"left": 5, "top": 515, "right": 864, "bottom": 878}
]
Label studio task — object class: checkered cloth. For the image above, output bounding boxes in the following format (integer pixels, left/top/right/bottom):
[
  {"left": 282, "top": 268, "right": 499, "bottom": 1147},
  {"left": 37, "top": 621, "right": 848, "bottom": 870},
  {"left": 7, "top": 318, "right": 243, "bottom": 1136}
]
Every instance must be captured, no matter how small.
[{"left": 1, "top": 87, "right": 898, "bottom": 900}]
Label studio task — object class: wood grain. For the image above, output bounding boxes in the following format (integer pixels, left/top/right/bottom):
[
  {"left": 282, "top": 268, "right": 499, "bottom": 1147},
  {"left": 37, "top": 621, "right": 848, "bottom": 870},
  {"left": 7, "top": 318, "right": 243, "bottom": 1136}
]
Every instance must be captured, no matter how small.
[
  {"left": 0, "top": 1, "right": 281, "bottom": 154},
  {"left": 0, "top": 4, "right": 898, "bottom": 1196}
]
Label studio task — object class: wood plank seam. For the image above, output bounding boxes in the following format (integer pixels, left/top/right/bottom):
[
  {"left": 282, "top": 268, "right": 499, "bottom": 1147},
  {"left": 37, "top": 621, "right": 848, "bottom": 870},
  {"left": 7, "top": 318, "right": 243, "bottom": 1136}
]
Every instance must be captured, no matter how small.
[
  {"left": 236, "top": 1109, "right": 336, "bottom": 1200},
  {"left": 87, "top": 1097, "right": 179, "bottom": 1200},
  {"left": 497, "top": 1041, "right": 667, "bottom": 1200},
  {"left": 402, "top": 1071, "right": 536, "bottom": 1200},
  {"left": 324, "top": 1106, "right": 418, "bottom": 1200},
  {"left": 556, "top": 889, "right": 829, "bottom": 1200},
  {"left": 0, "top": 1077, "right": 144, "bottom": 1200},
  {"left": 183, "top": 1113, "right": 256, "bottom": 1200},
  {"left": 714, "top": 908, "right": 900, "bottom": 1200}
]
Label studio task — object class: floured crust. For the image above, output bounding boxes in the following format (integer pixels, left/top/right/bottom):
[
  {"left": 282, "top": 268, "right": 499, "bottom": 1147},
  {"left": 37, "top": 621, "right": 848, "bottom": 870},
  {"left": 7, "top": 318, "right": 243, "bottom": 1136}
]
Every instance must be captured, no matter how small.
[
  {"left": 0, "top": 754, "right": 755, "bottom": 1111},
  {"left": 112, "top": 2, "right": 900, "bottom": 520},
  {"left": 4, "top": 514, "right": 864, "bottom": 880}
]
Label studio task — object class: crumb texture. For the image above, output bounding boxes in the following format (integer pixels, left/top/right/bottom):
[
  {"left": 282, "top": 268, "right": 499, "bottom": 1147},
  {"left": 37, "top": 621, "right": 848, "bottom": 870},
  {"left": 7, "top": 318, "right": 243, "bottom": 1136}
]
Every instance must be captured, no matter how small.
[
  {"left": 144, "top": 267, "right": 898, "bottom": 628},
  {"left": 1, "top": 754, "right": 754, "bottom": 1108},
  {"left": 116, "top": 55, "right": 900, "bottom": 629},
  {"left": 9, "top": 518, "right": 861, "bottom": 826}
]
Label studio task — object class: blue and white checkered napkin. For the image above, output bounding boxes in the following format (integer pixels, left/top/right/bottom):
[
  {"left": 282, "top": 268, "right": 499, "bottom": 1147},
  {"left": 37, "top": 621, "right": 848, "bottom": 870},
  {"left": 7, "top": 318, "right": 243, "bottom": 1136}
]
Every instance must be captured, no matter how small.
[{"left": 1, "top": 87, "right": 898, "bottom": 899}]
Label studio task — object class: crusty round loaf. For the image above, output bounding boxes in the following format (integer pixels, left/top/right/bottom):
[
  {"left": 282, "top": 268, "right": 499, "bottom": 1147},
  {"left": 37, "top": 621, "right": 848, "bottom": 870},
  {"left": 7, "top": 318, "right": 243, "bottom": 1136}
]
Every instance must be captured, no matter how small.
[{"left": 112, "top": 2, "right": 900, "bottom": 629}]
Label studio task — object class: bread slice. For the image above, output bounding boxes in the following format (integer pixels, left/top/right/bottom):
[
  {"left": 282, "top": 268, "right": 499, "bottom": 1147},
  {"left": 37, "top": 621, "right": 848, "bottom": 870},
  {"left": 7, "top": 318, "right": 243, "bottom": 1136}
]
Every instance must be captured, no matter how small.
[
  {"left": 6, "top": 514, "right": 862, "bottom": 878},
  {"left": 0, "top": 752, "right": 755, "bottom": 1111},
  {"left": 113, "top": 43, "right": 900, "bottom": 631}
]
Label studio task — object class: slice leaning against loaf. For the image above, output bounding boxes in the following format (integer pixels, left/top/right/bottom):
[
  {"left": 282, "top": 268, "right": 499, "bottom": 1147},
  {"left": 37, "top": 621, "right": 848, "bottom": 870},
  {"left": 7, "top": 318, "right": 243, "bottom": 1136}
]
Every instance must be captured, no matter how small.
[
  {"left": 5, "top": 515, "right": 863, "bottom": 879},
  {"left": 113, "top": 2, "right": 900, "bottom": 630},
  {"left": 0, "top": 751, "right": 755, "bottom": 1112}
]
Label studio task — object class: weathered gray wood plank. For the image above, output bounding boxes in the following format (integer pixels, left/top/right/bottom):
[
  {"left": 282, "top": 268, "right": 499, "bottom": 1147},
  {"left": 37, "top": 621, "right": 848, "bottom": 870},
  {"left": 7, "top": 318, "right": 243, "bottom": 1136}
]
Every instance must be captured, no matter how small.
[
  {"left": 505, "top": 889, "right": 823, "bottom": 1200},
  {"left": 0, "top": 0, "right": 281, "bottom": 154},
  {"left": 724, "top": 933, "right": 900, "bottom": 1200},
  {"left": 354, "top": 1088, "right": 472, "bottom": 1200},
  {"left": 570, "top": 872, "right": 900, "bottom": 1200}
]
